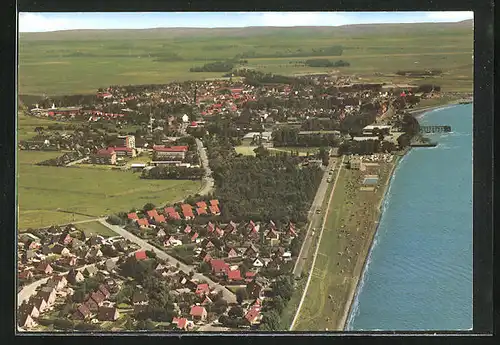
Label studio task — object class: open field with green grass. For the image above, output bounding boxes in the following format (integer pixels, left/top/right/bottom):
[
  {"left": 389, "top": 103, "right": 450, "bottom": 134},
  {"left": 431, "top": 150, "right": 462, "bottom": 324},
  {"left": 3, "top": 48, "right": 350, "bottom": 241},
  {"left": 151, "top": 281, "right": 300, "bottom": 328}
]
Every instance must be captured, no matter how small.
[
  {"left": 76, "top": 221, "right": 118, "bottom": 237},
  {"left": 18, "top": 150, "right": 201, "bottom": 229},
  {"left": 293, "top": 159, "right": 396, "bottom": 331},
  {"left": 19, "top": 21, "right": 473, "bottom": 96},
  {"left": 234, "top": 145, "right": 257, "bottom": 156},
  {"left": 17, "top": 112, "right": 68, "bottom": 140}
]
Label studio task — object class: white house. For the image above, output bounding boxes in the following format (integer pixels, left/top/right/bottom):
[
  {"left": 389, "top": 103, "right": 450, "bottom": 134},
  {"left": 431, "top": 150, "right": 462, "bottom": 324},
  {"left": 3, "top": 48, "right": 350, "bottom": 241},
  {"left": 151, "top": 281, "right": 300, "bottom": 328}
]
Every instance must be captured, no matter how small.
[
  {"left": 182, "top": 114, "right": 189, "bottom": 123},
  {"left": 252, "top": 258, "right": 264, "bottom": 268}
]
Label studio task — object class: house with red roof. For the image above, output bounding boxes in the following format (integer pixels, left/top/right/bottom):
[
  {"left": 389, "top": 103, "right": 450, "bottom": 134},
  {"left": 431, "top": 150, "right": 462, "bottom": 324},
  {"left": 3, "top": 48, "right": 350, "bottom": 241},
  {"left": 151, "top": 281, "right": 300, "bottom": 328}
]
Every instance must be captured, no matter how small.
[
  {"left": 153, "top": 214, "right": 166, "bottom": 223},
  {"left": 245, "top": 304, "right": 262, "bottom": 325},
  {"left": 196, "top": 208, "right": 208, "bottom": 216},
  {"left": 134, "top": 251, "right": 147, "bottom": 261},
  {"left": 181, "top": 204, "right": 194, "bottom": 220},
  {"left": 195, "top": 283, "right": 210, "bottom": 297},
  {"left": 206, "top": 222, "right": 215, "bottom": 233},
  {"left": 200, "top": 251, "right": 212, "bottom": 262},
  {"left": 164, "top": 207, "right": 176, "bottom": 214},
  {"left": 127, "top": 212, "right": 139, "bottom": 220},
  {"left": 146, "top": 209, "right": 159, "bottom": 218},
  {"left": 184, "top": 225, "right": 192, "bottom": 234},
  {"left": 210, "top": 259, "right": 230, "bottom": 276},
  {"left": 226, "top": 269, "right": 243, "bottom": 282},
  {"left": 136, "top": 218, "right": 150, "bottom": 229},
  {"left": 168, "top": 212, "right": 181, "bottom": 220},
  {"left": 196, "top": 201, "right": 208, "bottom": 209},
  {"left": 191, "top": 232, "right": 199, "bottom": 242},
  {"left": 209, "top": 199, "right": 219, "bottom": 206},
  {"left": 172, "top": 317, "right": 189, "bottom": 330},
  {"left": 189, "top": 305, "right": 207, "bottom": 321},
  {"left": 209, "top": 205, "right": 220, "bottom": 215}
]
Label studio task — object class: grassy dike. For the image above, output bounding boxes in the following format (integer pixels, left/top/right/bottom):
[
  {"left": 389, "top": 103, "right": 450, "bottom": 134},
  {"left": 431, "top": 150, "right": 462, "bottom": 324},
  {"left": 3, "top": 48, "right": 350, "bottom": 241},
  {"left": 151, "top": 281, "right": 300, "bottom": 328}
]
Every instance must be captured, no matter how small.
[{"left": 293, "top": 153, "right": 402, "bottom": 331}]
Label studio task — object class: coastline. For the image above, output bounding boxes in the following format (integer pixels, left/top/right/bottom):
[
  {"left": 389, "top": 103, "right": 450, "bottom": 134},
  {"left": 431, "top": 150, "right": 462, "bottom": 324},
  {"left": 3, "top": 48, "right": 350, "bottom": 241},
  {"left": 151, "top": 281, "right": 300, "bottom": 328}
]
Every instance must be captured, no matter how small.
[{"left": 340, "top": 148, "right": 408, "bottom": 331}]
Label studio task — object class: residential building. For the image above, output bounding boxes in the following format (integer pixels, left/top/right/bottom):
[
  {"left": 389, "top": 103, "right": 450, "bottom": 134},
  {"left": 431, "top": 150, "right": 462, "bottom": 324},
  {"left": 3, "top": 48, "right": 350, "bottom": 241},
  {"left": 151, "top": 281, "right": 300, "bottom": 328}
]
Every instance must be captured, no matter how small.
[
  {"left": 117, "top": 135, "right": 136, "bottom": 149},
  {"left": 189, "top": 305, "right": 207, "bottom": 322},
  {"left": 153, "top": 145, "right": 189, "bottom": 160},
  {"left": 91, "top": 148, "right": 117, "bottom": 165}
]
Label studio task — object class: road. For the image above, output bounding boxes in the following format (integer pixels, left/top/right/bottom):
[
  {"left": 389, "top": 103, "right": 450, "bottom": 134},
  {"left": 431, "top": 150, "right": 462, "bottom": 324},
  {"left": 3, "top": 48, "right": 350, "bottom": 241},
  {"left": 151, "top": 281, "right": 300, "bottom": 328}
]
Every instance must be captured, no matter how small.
[
  {"left": 195, "top": 138, "right": 214, "bottom": 196},
  {"left": 292, "top": 153, "right": 338, "bottom": 278},
  {"left": 290, "top": 155, "right": 344, "bottom": 330},
  {"left": 97, "top": 220, "right": 237, "bottom": 304},
  {"left": 17, "top": 257, "right": 119, "bottom": 306}
]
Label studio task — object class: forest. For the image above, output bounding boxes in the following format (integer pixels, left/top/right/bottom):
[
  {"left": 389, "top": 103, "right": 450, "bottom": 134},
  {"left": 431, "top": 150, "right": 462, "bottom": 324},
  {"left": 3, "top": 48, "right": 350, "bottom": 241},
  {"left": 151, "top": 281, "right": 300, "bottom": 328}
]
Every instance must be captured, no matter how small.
[{"left": 205, "top": 136, "right": 323, "bottom": 223}]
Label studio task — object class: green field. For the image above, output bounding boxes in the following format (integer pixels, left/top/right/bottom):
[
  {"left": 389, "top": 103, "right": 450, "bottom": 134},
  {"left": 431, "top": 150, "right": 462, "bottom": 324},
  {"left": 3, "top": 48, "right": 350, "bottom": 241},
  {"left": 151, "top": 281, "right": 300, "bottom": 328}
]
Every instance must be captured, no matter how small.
[
  {"left": 18, "top": 151, "right": 201, "bottom": 229},
  {"left": 76, "top": 221, "right": 118, "bottom": 238},
  {"left": 18, "top": 21, "right": 473, "bottom": 96}
]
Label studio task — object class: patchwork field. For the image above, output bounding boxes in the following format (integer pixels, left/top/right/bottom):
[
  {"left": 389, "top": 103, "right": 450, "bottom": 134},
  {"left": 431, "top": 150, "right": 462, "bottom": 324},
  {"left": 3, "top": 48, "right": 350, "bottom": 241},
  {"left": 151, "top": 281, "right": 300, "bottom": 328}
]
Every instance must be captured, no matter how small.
[{"left": 18, "top": 21, "right": 473, "bottom": 96}]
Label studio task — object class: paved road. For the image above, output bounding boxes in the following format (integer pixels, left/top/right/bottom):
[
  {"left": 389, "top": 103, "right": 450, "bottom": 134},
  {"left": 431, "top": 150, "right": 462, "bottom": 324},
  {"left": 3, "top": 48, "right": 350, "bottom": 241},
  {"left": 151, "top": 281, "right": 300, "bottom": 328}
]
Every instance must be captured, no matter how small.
[
  {"left": 290, "top": 155, "right": 344, "bottom": 330},
  {"left": 98, "top": 220, "right": 236, "bottom": 304},
  {"left": 195, "top": 138, "right": 214, "bottom": 196},
  {"left": 292, "top": 154, "right": 338, "bottom": 278},
  {"left": 17, "top": 257, "right": 119, "bottom": 306}
]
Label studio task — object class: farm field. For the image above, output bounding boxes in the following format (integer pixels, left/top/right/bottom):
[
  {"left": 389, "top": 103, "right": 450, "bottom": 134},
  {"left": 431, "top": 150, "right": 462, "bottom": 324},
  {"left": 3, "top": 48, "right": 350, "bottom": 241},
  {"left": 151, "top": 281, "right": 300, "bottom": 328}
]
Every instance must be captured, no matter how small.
[
  {"left": 18, "top": 21, "right": 473, "bottom": 96},
  {"left": 293, "top": 160, "right": 395, "bottom": 331},
  {"left": 17, "top": 150, "right": 201, "bottom": 229}
]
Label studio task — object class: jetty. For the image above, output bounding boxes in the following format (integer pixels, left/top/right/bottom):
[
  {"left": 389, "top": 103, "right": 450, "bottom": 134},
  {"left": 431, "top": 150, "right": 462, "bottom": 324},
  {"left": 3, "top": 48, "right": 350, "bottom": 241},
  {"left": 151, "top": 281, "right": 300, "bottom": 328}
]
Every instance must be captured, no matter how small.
[{"left": 419, "top": 125, "right": 452, "bottom": 133}]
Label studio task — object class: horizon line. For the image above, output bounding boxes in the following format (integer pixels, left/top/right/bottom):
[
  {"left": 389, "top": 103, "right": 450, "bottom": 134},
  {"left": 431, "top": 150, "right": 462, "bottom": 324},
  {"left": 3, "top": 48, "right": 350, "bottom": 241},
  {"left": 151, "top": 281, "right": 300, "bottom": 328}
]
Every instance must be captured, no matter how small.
[{"left": 19, "top": 19, "right": 473, "bottom": 33}]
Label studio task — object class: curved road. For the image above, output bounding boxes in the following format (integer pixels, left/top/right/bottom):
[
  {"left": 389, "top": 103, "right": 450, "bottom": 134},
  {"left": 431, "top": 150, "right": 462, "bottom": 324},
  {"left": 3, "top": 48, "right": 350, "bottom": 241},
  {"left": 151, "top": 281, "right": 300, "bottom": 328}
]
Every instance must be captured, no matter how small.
[
  {"left": 17, "top": 257, "right": 119, "bottom": 307},
  {"left": 97, "top": 220, "right": 236, "bottom": 304}
]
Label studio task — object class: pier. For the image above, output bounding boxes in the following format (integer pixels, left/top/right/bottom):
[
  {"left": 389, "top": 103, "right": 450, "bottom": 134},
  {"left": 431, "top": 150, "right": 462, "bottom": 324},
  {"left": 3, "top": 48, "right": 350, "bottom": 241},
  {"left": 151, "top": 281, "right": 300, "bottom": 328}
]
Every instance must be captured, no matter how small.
[{"left": 419, "top": 125, "right": 452, "bottom": 133}]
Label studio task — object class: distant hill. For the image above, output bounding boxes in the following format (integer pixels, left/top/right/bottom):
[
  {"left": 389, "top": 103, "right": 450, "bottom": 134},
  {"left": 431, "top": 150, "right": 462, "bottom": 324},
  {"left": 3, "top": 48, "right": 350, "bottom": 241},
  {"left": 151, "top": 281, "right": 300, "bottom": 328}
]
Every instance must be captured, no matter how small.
[{"left": 19, "top": 20, "right": 473, "bottom": 41}]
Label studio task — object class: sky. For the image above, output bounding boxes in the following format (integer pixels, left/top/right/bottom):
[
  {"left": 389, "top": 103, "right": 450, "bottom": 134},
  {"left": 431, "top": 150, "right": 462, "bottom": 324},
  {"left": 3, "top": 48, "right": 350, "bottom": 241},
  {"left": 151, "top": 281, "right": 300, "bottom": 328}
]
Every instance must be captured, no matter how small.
[{"left": 18, "top": 11, "right": 474, "bottom": 33}]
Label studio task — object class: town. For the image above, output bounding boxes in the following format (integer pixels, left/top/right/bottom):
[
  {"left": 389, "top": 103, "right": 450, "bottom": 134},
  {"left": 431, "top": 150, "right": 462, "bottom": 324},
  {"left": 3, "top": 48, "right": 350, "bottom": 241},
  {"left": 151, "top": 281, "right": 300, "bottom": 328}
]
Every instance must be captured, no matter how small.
[{"left": 17, "top": 67, "right": 466, "bottom": 332}]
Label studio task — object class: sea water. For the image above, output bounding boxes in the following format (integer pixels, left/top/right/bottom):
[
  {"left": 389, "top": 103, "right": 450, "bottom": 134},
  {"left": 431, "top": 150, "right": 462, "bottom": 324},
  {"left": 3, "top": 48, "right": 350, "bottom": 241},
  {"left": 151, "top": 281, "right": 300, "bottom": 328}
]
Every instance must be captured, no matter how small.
[{"left": 347, "top": 104, "right": 473, "bottom": 331}]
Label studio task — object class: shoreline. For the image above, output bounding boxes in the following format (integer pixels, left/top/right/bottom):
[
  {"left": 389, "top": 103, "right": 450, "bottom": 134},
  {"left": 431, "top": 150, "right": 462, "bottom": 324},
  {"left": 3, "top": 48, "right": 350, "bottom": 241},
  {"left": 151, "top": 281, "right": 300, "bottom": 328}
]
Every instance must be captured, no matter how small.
[
  {"left": 339, "top": 149, "right": 407, "bottom": 331},
  {"left": 408, "top": 98, "right": 468, "bottom": 118}
]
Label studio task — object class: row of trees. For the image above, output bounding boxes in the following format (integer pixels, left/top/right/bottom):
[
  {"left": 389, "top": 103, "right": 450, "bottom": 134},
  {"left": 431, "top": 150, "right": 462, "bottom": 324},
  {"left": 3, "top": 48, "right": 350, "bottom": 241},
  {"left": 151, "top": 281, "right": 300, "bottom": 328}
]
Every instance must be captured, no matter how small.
[
  {"left": 189, "top": 61, "right": 234, "bottom": 72},
  {"left": 304, "top": 59, "right": 350, "bottom": 68},
  {"left": 233, "top": 45, "right": 343, "bottom": 59},
  {"left": 272, "top": 127, "right": 342, "bottom": 147},
  {"left": 141, "top": 166, "right": 205, "bottom": 180}
]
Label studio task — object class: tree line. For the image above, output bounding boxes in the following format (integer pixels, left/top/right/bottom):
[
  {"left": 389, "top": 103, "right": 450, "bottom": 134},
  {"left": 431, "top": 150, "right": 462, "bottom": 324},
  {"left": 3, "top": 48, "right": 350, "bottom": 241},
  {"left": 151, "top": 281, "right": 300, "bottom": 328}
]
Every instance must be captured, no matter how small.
[
  {"left": 141, "top": 166, "right": 204, "bottom": 180},
  {"left": 304, "top": 59, "right": 350, "bottom": 68},
  {"left": 272, "top": 127, "right": 341, "bottom": 147}
]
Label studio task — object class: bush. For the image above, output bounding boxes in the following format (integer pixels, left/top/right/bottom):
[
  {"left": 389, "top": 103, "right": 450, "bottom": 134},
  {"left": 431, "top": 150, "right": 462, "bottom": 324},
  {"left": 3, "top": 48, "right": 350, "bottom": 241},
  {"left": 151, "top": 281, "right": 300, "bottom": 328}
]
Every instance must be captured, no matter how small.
[{"left": 106, "top": 215, "right": 123, "bottom": 225}]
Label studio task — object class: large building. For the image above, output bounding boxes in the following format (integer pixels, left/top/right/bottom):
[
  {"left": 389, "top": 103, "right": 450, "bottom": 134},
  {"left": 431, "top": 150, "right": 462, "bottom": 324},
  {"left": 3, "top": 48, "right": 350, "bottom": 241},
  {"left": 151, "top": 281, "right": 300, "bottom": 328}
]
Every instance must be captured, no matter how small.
[
  {"left": 153, "top": 145, "right": 189, "bottom": 160},
  {"left": 112, "top": 146, "right": 136, "bottom": 157},
  {"left": 91, "top": 148, "right": 117, "bottom": 165},
  {"left": 117, "top": 135, "right": 136, "bottom": 149}
]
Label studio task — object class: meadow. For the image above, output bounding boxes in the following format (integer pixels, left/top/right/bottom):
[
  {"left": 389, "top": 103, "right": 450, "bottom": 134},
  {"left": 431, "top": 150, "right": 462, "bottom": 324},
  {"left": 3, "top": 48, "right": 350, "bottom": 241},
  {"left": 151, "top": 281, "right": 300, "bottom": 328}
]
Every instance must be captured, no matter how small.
[
  {"left": 17, "top": 153, "right": 201, "bottom": 230},
  {"left": 18, "top": 21, "right": 473, "bottom": 96}
]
